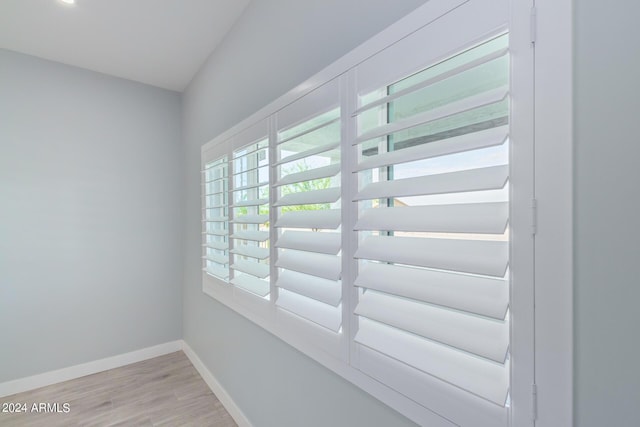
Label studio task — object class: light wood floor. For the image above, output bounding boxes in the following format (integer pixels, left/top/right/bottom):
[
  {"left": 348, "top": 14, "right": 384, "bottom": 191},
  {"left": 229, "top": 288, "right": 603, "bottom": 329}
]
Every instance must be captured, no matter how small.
[{"left": 0, "top": 351, "right": 237, "bottom": 427}]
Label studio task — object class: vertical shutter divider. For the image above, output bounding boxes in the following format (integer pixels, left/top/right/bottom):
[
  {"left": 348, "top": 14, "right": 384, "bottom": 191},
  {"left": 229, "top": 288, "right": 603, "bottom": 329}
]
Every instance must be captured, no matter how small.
[
  {"left": 344, "top": 69, "right": 360, "bottom": 366},
  {"left": 227, "top": 146, "right": 235, "bottom": 284},
  {"left": 269, "top": 115, "right": 279, "bottom": 302}
]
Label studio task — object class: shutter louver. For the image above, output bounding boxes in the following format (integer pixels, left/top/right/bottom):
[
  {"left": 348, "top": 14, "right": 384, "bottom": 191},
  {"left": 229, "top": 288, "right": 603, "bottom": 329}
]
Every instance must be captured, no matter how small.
[
  {"left": 275, "top": 209, "right": 341, "bottom": 229},
  {"left": 352, "top": 33, "right": 511, "bottom": 406},
  {"left": 202, "top": 157, "right": 229, "bottom": 280},
  {"left": 230, "top": 139, "right": 271, "bottom": 297},
  {"left": 276, "top": 230, "right": 341, "bottom": 255},
  {"left": 274, "top": 93, "right": 343, "bottom": 332}
]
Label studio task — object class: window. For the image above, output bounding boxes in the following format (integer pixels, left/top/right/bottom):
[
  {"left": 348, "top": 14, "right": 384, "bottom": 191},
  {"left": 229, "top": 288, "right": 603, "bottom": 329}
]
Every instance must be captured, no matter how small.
[
  {"left": 200, "top": 1, "right": 536, "bottom": 425},
  {"left": 274, "top": 80, "right": 343, "bottom": 333},
  {"left": 230, "top": 139, "right": 270, "bottom": 296},
  {"left": 351, "top": 32, "right": 512, "bottom": 424},
  {"left": 203, "top": 156, "right": 229, "bottom": 281}
]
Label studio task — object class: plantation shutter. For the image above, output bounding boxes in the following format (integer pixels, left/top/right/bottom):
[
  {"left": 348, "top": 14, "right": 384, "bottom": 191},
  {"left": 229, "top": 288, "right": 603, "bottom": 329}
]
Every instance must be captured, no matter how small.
[
  {"left": 202, "top": 156, "right": 229, "bottom": 280},
  {"left": 352, "top": 31, "right": 511, "bottom": 415},
  {"left": 274, "top": 79, "right": 343, "bottom": 333},
  {"left": 201, "top": 1, "right": 533, "bottom": 424},
  {"left": 229, "top": 130, "right": 271, "bottom": 297}
]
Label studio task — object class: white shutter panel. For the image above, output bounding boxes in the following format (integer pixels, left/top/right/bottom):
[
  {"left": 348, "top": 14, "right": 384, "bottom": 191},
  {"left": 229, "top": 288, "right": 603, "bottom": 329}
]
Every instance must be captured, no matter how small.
[
  {"left": 274, "top": 80, "right": 342, "bottom": 332},
  {"left": 202, "top": 156, "right": 229, "bottom": 280},
  {"left": 352, "top": 31, "right": 511, "bottom": 410},
  {"left": 230, "top": 139, "right": 271, "bottom": 297},
  {"left": 199, "top": 1, "right": 531, "bottom": 424}
]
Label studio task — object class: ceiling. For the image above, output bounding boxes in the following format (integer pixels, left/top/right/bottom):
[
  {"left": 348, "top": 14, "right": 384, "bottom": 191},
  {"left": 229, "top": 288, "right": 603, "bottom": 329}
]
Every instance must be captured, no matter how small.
[{"left": 0, "top": 0, "right": 250, "bottom": 91}]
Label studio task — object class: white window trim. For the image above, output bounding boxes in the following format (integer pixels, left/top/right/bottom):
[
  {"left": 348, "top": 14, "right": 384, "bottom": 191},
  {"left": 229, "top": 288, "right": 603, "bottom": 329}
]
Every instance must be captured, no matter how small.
[
  {"left": 200, "top": 1, "right": 573, "bottom": 425},
  {"left": 531, "top": 0, "right": 573, "bottom": 425}
]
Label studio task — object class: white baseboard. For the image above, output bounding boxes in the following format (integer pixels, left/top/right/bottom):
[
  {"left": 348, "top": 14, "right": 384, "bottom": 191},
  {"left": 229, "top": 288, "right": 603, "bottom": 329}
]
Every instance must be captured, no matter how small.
[
  {"left": 0, "top": 340, "right": 182, "bottom": 398},
  {"left": 182, "top": 342, "right": 252, "bottom": 427}
]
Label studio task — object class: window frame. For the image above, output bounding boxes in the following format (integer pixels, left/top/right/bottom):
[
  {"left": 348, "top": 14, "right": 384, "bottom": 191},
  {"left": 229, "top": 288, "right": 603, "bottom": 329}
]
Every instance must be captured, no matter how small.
[{"left": 200, "top": 0, "right": 573, "bottom": 425}]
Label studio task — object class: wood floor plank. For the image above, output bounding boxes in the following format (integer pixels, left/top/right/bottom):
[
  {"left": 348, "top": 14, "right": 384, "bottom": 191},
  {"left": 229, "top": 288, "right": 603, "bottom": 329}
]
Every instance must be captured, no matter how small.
[{"left": 0, "top": 351, "right": 237, "bottom": 427}]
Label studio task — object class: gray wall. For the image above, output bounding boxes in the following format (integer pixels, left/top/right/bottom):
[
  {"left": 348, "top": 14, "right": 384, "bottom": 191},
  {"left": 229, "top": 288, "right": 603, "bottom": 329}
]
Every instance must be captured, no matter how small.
[
  {"left": 181, "top": 1, "right": 426, "bottom": 426},
  {"left": 574, "top": 2, "right": 640, "bottom": 426},
  {"left": 0, "top": 50, "right": 183, "bottom": 382}
]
